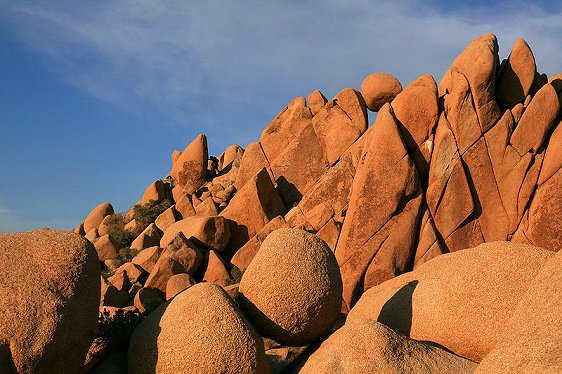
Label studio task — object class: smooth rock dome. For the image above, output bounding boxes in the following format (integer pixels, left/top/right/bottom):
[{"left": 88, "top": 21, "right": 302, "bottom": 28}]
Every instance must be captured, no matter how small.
[
  {"left": 239, "top": 228, "right": 342, "bottom": 346},
  {"left": 128, "top": 283, "right": 269, "bottom": 374},
  {"left": 348, "top": 241, "right": 553, "bottom": 362}
]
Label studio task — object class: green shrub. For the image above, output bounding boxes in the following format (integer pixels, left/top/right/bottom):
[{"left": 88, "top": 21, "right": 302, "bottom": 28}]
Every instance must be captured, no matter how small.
[
  {"left": 98, "top": 308, "right": 143, "bottom": 350},
  {"left": 118, "top": 247, "right": 138, "bottom": 264},
  {"left": 98, "top": 304, "right": 161, "bottom": 350},
  {"left": 105, "top": 212, "right": 135, "bottom": 249},
  {"left": 226, "top": 265, "right": 244, "bottom": 286},
  {"left": 133, "top": 198, "right": 172, "bottom": 231}
]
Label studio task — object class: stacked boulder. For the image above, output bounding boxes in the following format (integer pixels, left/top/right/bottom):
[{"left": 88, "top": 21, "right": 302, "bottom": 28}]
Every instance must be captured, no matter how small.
[{"left": 70, "top": 33, "right": 561, "bottom": 372}]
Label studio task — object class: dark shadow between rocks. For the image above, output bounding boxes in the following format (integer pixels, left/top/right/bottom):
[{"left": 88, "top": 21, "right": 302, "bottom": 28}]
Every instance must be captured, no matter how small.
[
  {"left": 377, "top": 280, "right": 418, "bottom": 336},
  {"left": 275, "top": 176, "right": 302, "bottom": 208}
]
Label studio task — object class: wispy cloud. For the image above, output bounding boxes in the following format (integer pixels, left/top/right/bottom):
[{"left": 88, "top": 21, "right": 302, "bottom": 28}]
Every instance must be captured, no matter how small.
[{"left": 1, "top": 1, "right": 561, "bottom": 146}]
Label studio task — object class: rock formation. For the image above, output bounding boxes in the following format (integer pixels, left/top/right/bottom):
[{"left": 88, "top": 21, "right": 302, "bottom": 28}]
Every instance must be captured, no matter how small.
[{"left": 4, "top": 33, "right": 560, "bottom": 372}]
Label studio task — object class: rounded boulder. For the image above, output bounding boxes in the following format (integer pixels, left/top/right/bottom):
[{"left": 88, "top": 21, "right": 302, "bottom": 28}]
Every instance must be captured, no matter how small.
[
  {"left": 360, "top": 72, "right": 402, "bottom": 111},
  {"left": 348, "top": 241, "right": 553, "bottom": 362},
  {"left": 0, "top": 229, "right": 101, "bottom": 373},
  {"left": 239, "top": 228, "right": 342, "bottom": 346},
  {"left": 128, "top": 283, "right": 269, "bottom": 373}
]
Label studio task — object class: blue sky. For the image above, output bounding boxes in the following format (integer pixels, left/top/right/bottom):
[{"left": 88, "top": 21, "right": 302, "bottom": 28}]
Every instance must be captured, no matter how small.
[{"left": 0, "top": 1, "right": 561, "bottom": 233}]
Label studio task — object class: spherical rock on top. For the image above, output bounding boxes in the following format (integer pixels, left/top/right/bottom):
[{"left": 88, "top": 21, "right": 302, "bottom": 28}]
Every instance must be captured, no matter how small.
[
  {"left": 360, "top": 72, "right": 403, "bottom": 112},
  {"left": 128, "top": 283, "right": 269, "bottom": 374},
  {"left": 238, "top": 228, "right": 342, "bottom": 346},
  {"left": 0, "top": 229, "right": 101, "bottom": 373}
]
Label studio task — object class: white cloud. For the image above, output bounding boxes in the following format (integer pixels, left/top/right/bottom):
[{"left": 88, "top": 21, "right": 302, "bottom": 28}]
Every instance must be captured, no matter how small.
[{"left": 1, "top": 1, "right": 561, "bottom": 147}]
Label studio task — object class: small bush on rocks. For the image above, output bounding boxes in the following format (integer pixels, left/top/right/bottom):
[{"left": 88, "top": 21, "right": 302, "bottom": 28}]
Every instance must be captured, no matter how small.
[{"left": 133, "top": 198, "right": 172, "bottom": 231}]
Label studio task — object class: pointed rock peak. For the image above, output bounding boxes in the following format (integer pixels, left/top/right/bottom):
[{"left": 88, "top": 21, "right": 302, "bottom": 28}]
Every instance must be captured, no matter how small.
[
  {"left": 439, "top": 34, "right": 500, "bottom": 131},
  {"left": 360, "top": 72, "right": 402, "bottom": 112},
  {"left": 170, "top": 133, "right": 208, "bottom": 194},
  {"left": 308, "top": 90, "right": 328, "bottom": 116},
  {"left": 497, "top": 38, "right": 536, "bottom": 109},
  {"left": 334, "top": 88, "right": 368, "bottom": 132}
]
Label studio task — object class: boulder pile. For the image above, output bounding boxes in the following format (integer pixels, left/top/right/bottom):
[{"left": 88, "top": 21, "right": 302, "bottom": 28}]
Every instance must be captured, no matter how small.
[{"left": 0, "top": 33, "right": 559, "bottom": 372}]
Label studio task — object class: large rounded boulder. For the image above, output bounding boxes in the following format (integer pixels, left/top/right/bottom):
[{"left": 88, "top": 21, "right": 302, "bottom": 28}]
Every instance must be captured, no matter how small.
[
  {"left": 347, "top": 241, "right": 553, "bottom": 362},
  {"left": 299, "top": 319, "right": 477, "bottom": 373},
  {"left": 238, "top": 228, "right": 342, "bottom": 346},
  {"left": 476, "top": 249, "right": 562, "bottom": 373},
  {"left": 128, "top": 283, "right": 269, "bottom": 373},
  {"left": 0, "top": 229, "right": 101, "bottom": 373},
  {"left": 84, "top": 202, "right": 114, "bottom": 233}
]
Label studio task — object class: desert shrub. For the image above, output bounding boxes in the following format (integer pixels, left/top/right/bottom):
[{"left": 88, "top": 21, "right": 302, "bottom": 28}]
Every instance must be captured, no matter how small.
[
  {"left": 118, "top": 247, "right": 138, "bottom": 264},
  {"left": 133, "top": 198, "right": 172, "bottom": 231},
  {"left": 101, "top": 267, "right": 115, "bottom": 280},
  {"left": 226, "top": 265, "right": 244, "bottom": 286},
  {"left": 98, "top": 308, "right": 143, "bottom": 350},
  {"left": 105, "top": 212, "right": 135, "bottom": 249}
]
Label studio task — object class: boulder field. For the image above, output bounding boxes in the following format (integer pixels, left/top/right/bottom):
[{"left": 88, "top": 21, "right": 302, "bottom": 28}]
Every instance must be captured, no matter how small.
[{"left": 0, "top": 33, "right": 560, "bottom": 372}]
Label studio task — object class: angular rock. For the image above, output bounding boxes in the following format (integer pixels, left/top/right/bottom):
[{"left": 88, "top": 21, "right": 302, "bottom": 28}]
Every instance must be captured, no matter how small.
[
  {"left": 348, "top": 241, "right": 553, "bottom": 362},
  {"left": 300, "top": 319, "right": 477, "bottom": 373},
  {"left": 391, "top": 74, "right": 439, "bottom": 181},
  {"left": 169, "top": 134, "right": 208, "bottom": 194},
  {"left": 0, "top": 229, "right": 100, "bottom": 373},
  {"left": 335, "top": 104, "right": 423, "bottom": 311},
  {"left": 202, "top": 250, "right": 231, "bottom": 286},
  {"left": 510, "top": 83, "right": 560, "bottom": 156},
  {"left": 165, "top": 273, "right": 196, "bottom": 300},
  {"left": 145, "top": 233, "right": 203, "bottom": 295},
  {"left": 360, "top": 72, "right": 402, "bottom": 112},
  {"left": 131, "top": 246, "right": 162, "bottom": 274},
  {"left": 307, "top": 89, "right": 328, "bottom": 116},
  {"left": 221, "top": 168, "right": 286, "bottom": 257},
  {"left": 230, "top": 216, "right": 288, "bottom": 271},
  {"left": 234, "top": 141, "right": 271, "bottom": 192},
  {"left": 84, "top": 202, "right": 114, "bottom": 233},
  {"left": 160, "top": 215, "right": 231, "bottom": 251},
  {"left": 128, "top": 283, "right": 269, "bottom": 373},
  {"left": 496, "top": 38, "right": 536, "bottom": 108},
  {"left": 154, "top": 205, "right": 178, "bottom": 232},
  {"left": 239, "top": 229, "right": 342, "bottom": 346},
  {"left": 194, "top": 196, "right": 218, "bottom": 216},
  {"left": 260, "top": 96, "right": 312, "bottom": 164},
  {"left": 312, "top": 88, "right": 367, "bottom": 166},
  {"left": 130, "top": 223, "right": 161, "bottom": 252},
  {"left": 439, "top": 34, "right": 501, "bottom": 131},
  {"left": 315, "top": 218, "right": 341, "bottom": 252},
  {"left": 270, "top": 124, "right": 329, "bottom": 206}
]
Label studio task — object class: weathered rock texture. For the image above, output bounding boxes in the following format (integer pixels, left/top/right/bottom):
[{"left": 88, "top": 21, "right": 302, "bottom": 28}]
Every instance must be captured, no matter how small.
[
  {"left": 0, "top": 229, "right": 100, "bottom": 373},
  {"left": 239, "top": 228, "right": 342, "bottom": 346},
  {"left": 128, "top": 283, "right": 269, "bottom": 373},
  {"left": 348, "top": 241, "right": 553, "bottom": 362},
  {"left": 300, "top": 319, "right": 477, "bottom": 373},
  {"left": 74, "top": 33, "right": 561, "bottom": 372}
]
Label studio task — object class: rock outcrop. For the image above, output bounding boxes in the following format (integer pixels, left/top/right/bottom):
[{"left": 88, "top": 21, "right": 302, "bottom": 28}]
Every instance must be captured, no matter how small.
[{"left": 69, "top": 33, "right": 561, "bottom": 372}]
